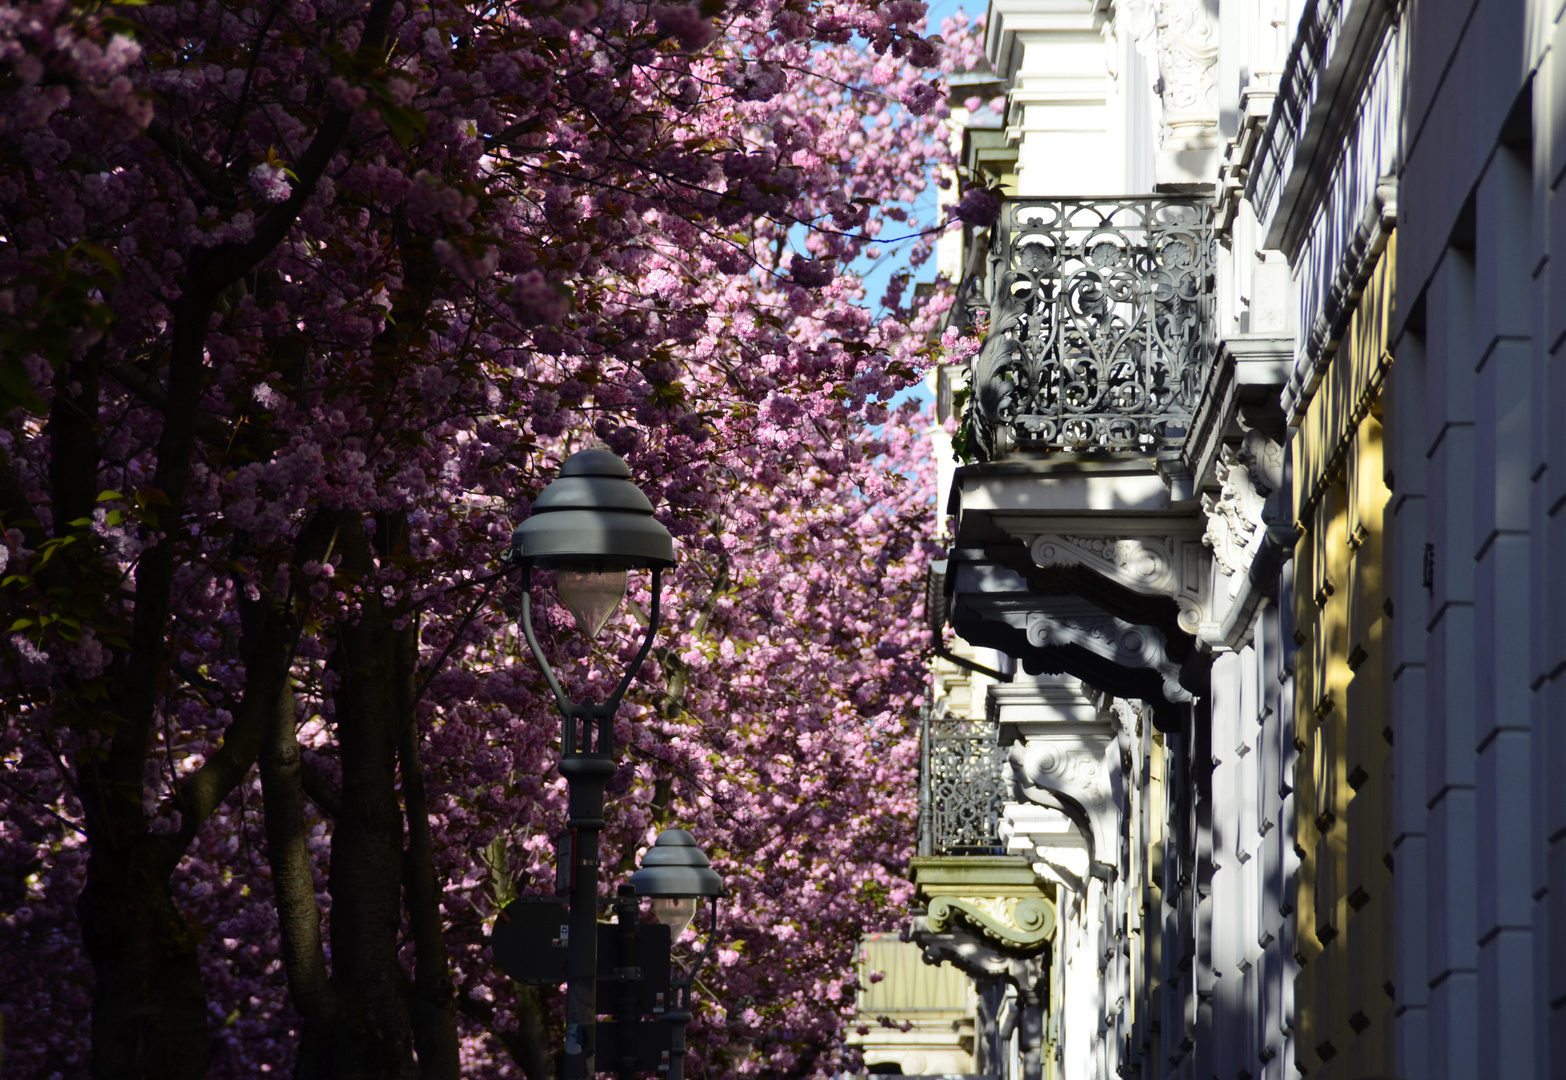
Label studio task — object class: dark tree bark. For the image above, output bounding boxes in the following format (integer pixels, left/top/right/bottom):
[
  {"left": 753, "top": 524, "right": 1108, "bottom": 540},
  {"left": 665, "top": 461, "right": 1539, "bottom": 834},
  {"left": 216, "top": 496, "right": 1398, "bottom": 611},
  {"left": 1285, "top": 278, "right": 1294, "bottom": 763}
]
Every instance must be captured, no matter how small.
[
  {"left": 60, "top": 3, "right": 399, "bottom": 1072},
  {"left": 311, "top": 516, "right": 417, "bottom": 1080},
  {"left": 398, "top": 602, "right": 462, "bottom": 1077},
  {"left": 295, "top": 513, "right": 458, "bottom": 1080},
  {"left": 259, "top": 679, "right": 337, "bottom": 1051},
  {"left": 76, "top": 509, "right": 340, "bottom": 1080}
]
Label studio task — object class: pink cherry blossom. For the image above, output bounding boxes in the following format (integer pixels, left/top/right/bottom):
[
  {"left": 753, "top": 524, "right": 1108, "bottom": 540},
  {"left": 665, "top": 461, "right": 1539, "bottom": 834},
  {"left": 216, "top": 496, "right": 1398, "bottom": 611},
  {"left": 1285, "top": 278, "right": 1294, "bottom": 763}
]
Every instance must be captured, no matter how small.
[{"left": 0, "top": 0, "right": 986, "bottom": 1074}]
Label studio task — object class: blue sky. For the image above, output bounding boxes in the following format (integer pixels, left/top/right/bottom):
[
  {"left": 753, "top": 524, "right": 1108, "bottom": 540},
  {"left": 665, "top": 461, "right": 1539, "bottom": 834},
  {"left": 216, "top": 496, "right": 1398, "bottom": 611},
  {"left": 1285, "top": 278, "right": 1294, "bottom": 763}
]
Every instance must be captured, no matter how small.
[{"left": 861, "top": 0, "right": 979, "bottom": 410}]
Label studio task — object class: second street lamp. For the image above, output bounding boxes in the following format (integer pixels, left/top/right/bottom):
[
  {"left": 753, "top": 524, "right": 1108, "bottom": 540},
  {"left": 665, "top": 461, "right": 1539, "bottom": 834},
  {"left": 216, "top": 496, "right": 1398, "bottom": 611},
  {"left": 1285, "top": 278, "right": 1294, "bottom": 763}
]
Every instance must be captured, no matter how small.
[
  {"left": 509, "top": 448, "right": 675, "bottom": 1080},
  {"left": 628, "top": 829, "right": 727, "bottom": 1080}
]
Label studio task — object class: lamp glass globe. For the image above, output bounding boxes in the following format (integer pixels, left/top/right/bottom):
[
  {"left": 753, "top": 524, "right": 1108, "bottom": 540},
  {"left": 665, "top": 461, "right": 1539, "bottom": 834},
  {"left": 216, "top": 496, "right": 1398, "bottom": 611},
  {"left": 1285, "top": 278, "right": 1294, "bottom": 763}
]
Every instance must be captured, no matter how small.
[
  {"left": 556, "top": 568, "right": 628, "bottom": 639},
  {"left": 652, "top": 895, "right": 698, "bottom": 937}
]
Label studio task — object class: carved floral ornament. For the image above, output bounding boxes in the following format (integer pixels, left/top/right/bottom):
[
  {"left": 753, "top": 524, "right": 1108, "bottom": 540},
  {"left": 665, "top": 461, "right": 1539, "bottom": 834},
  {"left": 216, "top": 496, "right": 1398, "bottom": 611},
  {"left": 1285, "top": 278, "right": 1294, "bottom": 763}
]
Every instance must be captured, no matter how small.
[
  {"left": 1152, "top": 0, "right": 1220, "bottom": 150},
  {"left": 1028, "top": 533, "right": 1209, "bottom": 634},
  {"left": 1200, "top": 432, "right": 1284, "bottom": 596},
  {"left": 1018, "top": 743, "right": 1108, "bottom": 811},
  {"left": 927, "top": 894, "right": 1058, "bottom": 950}
]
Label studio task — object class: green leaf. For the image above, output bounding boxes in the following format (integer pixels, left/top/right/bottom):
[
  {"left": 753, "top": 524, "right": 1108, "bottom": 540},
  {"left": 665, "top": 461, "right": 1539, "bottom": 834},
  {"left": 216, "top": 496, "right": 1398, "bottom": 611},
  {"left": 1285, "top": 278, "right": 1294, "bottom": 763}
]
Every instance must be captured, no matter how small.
[
  {"left": 0, "top": 361, "right": 46, "bottom": 416},
  {"left": 74, "top": 242, "right": 123, "bottom": 280},
  {"left": 9, "top": 618, "right": 33, "bottom": 630},
  {"left": 378, "top": 103, "right": 428, "bottom": 149},
  {"left": 97, "top": 490, "right": 124, "bottom": 502}
]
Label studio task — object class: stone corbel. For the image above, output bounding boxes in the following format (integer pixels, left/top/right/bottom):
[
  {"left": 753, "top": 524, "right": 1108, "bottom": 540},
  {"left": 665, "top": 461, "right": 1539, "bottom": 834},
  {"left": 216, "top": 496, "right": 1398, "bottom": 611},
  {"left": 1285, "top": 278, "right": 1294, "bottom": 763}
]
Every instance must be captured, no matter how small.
[
  {"left": 1152, "top": 0, "right": 1220, "bottom": 188},
  {"left": 1237, "top": 426, "right": 1285, "bottom": 494},
  {"left": 927, "top": 894, "right": 1058, "bottom": 951},
  {"left": 1024, "top": 608, "right": 1193, "bottom": 706},
  {"left": 1011, "top": 738, "right": 1122, "bottom": 878},
  {"left": 910, "top": 917, "right": 1050, "bottom": 1008},
  {"left": 1029, "top": 534, "right": 1211, "bottom": 636}
]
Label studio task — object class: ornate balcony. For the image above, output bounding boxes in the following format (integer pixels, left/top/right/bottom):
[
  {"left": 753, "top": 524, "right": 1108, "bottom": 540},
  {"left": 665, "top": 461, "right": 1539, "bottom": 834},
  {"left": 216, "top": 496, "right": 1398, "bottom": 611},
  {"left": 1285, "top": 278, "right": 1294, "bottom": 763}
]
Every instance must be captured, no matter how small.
[
  {"left": 964, "top": 197, "right": 1216, "bottom": 461},
  {"left": 918, "top": 712, "right": 1007, "bottom": 857}
]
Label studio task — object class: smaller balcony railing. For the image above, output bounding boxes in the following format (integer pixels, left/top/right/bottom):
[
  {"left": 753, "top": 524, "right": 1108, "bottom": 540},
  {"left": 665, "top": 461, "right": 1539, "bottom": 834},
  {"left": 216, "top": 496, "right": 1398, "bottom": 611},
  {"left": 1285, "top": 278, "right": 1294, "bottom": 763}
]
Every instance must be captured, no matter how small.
[
  {"left": 918, "top": 711, "right": 1007, "bottom": 857},
  {"left": 963, "top": 197, "right": 1216, "bottom": 461}
]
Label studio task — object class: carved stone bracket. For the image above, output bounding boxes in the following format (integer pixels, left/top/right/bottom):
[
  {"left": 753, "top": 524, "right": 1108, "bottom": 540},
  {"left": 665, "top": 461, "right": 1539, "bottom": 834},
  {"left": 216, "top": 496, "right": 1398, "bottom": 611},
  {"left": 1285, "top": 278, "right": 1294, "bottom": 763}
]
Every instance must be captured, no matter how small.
[
  {"left": 910, "top": 855, "right": 1055, "bottom": 961},
  {"left": 1237, "top": 426, "right": 1285, "bottom": 494},
  {"left": 1153, "top": 0, "right": 1219, "bottom": 152},
  {"left": 1029, "top": 533, "right": 1211, "bottom": 635},
  {"left": 1024, "top": 607, "right": 1192, "bottom": 705},
  {"left": 1011, "top": 737, "right": 1122, "bottom": 876},
  {"left": 1152, "top": 0, "right": 1220, "bottom": 188},
  {"left": 927, "top": 894, "right": 1058, "bottom": 951},
  {"left": 909, "top": 916, "right": 1050, "bottom": 1003}
]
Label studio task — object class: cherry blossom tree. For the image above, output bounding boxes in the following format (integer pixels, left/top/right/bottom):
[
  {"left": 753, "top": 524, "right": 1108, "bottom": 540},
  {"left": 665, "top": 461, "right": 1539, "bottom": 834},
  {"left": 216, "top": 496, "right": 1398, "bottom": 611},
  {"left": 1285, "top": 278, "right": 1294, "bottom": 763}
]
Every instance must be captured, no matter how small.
[{"left": 0, "top": 0, "right": 981, "bottom": 1075}]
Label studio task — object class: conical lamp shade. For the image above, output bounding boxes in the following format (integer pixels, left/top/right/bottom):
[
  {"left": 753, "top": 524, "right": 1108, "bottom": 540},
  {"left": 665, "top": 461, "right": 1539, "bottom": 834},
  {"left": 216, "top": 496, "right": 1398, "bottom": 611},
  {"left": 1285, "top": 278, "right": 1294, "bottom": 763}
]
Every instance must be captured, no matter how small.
[{"left": 557, "top": 568, "right": 627, "bottom": 639}]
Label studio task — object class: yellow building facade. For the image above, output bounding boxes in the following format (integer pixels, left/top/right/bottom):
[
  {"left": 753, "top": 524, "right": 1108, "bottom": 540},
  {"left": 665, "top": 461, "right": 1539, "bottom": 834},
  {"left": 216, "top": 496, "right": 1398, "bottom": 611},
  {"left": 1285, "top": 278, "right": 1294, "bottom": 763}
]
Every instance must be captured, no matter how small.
[{"left": 1290, "top": 233, "right": 1396, "bottom": 1078}]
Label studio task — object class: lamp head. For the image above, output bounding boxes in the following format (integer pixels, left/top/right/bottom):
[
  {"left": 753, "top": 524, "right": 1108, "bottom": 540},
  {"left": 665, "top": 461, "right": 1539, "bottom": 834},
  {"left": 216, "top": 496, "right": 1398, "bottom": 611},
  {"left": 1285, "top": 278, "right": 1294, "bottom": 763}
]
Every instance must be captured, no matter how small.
[
  {"left": 628, "top": 829, "right": 725, "bottom": 934},
  {"left": 511, "top": 449, "right": 675, "bottom": 637},
  {"left": 511, "top": 449, "right": 675, "bottom": 572}
]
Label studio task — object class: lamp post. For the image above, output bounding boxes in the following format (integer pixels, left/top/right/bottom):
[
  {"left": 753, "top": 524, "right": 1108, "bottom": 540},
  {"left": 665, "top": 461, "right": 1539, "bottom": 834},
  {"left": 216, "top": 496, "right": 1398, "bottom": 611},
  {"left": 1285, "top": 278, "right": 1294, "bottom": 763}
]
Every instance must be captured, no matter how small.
[
  {"left": 629, "top": 829, "right": 726, "bottom": 1080},
  {"left": 510, "top": 448, "right": 675, "bottom": 1080}
]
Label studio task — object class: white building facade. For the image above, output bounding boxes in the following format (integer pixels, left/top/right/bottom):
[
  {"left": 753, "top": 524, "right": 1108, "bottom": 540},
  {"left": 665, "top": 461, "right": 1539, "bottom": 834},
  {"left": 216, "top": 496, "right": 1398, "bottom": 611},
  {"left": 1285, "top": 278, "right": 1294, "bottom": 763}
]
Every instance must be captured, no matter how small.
[{"left": 906, "top": 1, "right": 1412, "bottom": 1079}]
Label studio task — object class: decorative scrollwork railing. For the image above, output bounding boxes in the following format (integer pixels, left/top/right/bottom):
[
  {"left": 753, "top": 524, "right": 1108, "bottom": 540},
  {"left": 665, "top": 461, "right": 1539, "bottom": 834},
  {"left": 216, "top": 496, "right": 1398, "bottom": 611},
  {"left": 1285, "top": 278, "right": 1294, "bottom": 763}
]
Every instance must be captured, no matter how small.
[
  {"left": 918, "top": 712, "right": 1006, "bottom": 857},
  {"left": 965, "top": 197, "right": 1216, "bottom": 460}
]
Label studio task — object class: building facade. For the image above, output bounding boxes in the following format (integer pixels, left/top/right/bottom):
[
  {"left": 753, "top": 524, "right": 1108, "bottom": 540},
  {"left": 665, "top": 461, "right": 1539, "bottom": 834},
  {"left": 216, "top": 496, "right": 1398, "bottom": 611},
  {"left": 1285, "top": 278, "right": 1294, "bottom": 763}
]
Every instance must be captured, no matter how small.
[
  {"left": 901, "top": 0, "right": 1412, "bottom": 1078},
  {"left": 1387, "top": 2, "right": 1566, "bottom": 1077}
]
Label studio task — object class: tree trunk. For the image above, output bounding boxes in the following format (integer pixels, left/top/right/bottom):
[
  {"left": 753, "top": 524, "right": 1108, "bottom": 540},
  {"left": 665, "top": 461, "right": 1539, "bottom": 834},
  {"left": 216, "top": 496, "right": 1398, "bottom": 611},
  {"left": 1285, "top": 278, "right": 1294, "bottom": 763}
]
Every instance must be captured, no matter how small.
[
  {"left": 74, "top": 510, "right": 338, "bottom": 1079},
  {"left": 310, "top": 516, "right": 418, "bottom": 1080},
  {"left": 397, "top": 602, "right": 462, "bottom": 1078},
  {"left": 76, "top": 860, "right": 211, "bottom": 1080}
]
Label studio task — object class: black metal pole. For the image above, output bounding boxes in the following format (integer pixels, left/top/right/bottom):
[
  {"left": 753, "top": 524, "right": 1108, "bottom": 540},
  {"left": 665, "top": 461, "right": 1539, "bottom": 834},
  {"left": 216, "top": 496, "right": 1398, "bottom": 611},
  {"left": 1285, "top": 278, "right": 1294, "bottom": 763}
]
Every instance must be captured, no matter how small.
[
  {"left": 613, "top": 885, "right": 640, "bottom": 1080},
  {"left": 664, "top": 985, "right": 691, "bottom": 1080},
  {"left": 517, "top": 569, "right": 665, "bottom": 1080},
  {"left": 561, "top": 722, "right": 612, "bottom": 1080},
  {"left": 662, "top": 897, "right": 720, "bottom": 1080},
  {"left": 518, "top": 583, "right": 612, "bottom": 1080}
]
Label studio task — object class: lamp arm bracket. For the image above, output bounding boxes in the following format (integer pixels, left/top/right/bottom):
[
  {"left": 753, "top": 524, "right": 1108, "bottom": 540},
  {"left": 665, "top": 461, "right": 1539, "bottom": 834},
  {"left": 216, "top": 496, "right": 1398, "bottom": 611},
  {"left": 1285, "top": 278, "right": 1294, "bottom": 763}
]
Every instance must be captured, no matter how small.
[
  {"left": 519, "top": 567, "right": 665, "bottom": 758},
  {"left": 603, "top": 566, "right": 663, "bottom": 717},
  {"left": 674, "top": 896, "right": 721, "bottom": 991},
  {"left": 518, "top": 578, "right": 576, "bottom": 718}
]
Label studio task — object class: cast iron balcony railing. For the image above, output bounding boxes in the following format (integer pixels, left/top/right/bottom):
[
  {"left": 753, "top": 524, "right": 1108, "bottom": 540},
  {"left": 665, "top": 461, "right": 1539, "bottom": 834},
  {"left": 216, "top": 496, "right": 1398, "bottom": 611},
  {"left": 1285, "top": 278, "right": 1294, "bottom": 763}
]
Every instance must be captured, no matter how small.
[
  {"left": 963, "top": 197, "right": 1216, "bottom": 461},
  {"left": 918, "top": 711, "right": 1006, "bottom": 857}
]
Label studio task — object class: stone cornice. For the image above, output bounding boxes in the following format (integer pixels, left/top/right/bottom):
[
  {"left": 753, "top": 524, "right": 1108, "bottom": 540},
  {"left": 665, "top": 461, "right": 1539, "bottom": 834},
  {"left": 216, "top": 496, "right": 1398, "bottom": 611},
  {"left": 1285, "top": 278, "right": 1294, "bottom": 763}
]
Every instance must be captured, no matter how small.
[
  {"left": 985, "top": 0, "right": 1109, "bottom": 84},
  {"left": 911, "top": 855, "right": 1044, "bottom": 897}
]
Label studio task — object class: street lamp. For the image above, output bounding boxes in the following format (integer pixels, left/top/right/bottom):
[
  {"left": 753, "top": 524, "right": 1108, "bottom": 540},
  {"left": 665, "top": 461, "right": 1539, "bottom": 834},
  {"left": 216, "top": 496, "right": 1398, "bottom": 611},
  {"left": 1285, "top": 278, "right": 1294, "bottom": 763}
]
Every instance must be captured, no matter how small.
[
  {"left": 510, "top": 448, "right": 675, "bottom": 1080},
  {"left": 629, "top": 829, "right": 727, "bottom": 1080}
]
